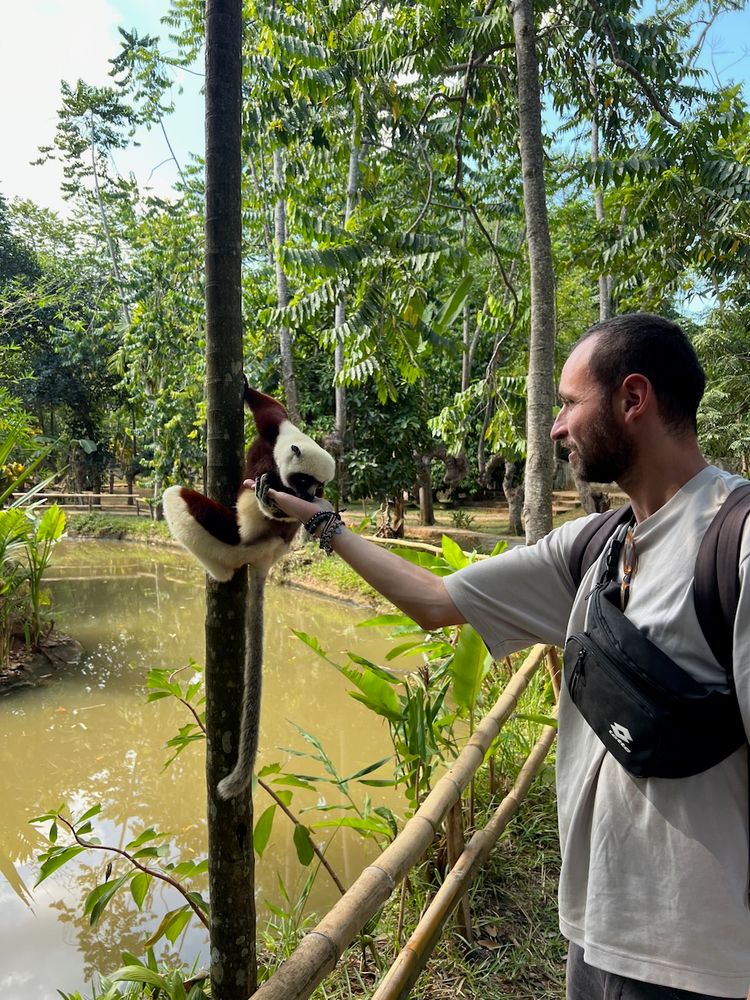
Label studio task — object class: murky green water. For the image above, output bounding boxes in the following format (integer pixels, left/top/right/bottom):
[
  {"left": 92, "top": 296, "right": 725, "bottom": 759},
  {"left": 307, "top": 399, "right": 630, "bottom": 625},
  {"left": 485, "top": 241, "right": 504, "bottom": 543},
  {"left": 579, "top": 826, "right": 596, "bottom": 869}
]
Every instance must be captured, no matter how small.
[{"left": 0, "top": 540, "right": 399, "bottom": 999}]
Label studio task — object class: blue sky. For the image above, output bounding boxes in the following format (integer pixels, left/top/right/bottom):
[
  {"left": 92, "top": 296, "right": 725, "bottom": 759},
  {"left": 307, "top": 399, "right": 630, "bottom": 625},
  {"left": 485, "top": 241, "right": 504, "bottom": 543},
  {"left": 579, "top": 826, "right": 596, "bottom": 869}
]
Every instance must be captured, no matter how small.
[{"left": 1, "top": 0, "right": 748, "bottom": 213}]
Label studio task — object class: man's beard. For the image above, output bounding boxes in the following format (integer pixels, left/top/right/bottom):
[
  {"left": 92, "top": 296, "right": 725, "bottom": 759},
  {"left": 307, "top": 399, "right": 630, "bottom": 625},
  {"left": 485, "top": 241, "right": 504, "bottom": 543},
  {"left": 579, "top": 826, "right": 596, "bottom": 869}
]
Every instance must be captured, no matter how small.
[{"left": 568, "top": 410, "right": 633, "bottom": 484}]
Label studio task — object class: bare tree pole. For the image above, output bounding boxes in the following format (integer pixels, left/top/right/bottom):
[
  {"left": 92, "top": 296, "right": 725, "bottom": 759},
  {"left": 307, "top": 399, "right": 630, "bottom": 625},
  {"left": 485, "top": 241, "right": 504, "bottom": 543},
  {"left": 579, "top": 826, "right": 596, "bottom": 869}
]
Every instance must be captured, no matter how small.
[
  {"left": 511, "top": 0, "right": 556, "bottom": 543},
  {"left": 333, "top": 109, "right": 362, "bottom": 503},
  {"left": 590, "top": 52, "right": 612, "bottom": 321},
  {"left": 273, "top": 147, "right": 301, "bottom": 424},
  {"left": 204, "top": 2, "right": 256, "bottom": 996}
]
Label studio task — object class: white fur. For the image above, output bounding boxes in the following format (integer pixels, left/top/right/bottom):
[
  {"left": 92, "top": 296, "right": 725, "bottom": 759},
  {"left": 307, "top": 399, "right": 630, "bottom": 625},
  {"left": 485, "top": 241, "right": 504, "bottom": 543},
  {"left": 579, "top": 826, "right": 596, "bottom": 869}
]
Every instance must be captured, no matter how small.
[
  {"left": 274, "top": 420, "right": 336, "bottom": 488},
  {"left": 163, "top": 485, "right": 290, "bottom": 580}
]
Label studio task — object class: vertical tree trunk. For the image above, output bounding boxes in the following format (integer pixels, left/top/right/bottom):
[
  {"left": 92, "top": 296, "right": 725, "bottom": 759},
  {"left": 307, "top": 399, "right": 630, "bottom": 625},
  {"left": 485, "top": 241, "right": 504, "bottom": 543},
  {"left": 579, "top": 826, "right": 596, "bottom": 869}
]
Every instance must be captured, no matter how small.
[
  {"left": 89, "top": 118, "right": 131, "bottom": 327},
  {"left": 511, "top": 0, "right": 556, "bottom": 544},
  {"left": 503, "top": 460, "right": 525, "bottom": 536},
  {"left": 333, "top": 112, "right": 361, "bottom": 503},
  {"left": 204, "top": 2, "right": 256, "bottom": 996},
  {"left": 273, "top": 147, "right": 300, "bottom": 424},
  {"left": 590, "top": 54, "right": 612, "bottom": 321},
  {"left": 415, "top": 451, "right": 435, "bottom": 526}
]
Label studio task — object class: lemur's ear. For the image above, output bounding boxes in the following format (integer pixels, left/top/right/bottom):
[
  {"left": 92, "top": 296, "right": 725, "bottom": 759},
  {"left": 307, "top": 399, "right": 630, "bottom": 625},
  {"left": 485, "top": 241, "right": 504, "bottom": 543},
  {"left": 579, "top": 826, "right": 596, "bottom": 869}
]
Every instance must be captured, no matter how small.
[{"left": 291, "top": 444, "right": 301, "bottom": 457}]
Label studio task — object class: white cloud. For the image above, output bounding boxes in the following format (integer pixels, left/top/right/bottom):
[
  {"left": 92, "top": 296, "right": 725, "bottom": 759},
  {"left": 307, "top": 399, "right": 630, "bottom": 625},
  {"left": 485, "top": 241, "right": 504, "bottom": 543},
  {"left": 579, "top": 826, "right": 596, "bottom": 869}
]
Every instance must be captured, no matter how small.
[
  {"left": 1, "top": 0, "right": 126, "bottom": 210},
  {"left": 0, "top": 0, "right": 202, "bottom": 213}
]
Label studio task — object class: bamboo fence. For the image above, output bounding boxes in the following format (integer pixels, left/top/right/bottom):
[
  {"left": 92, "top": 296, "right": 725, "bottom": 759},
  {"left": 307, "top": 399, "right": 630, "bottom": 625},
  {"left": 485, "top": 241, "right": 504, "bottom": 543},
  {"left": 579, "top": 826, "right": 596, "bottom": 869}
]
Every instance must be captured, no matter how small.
[{"left": 252, "top": 643, "right": 555, "bottom": 1000}]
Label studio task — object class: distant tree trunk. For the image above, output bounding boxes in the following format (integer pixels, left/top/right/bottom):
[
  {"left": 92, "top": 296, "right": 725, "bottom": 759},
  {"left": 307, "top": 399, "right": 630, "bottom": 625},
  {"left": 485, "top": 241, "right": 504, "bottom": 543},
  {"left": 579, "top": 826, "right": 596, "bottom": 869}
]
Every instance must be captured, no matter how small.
[
  {"left": 333, "top": 112, "right": 361, "bottom": 503},
  {"left": 511, "top": 0, "right": 556, "bottom": 544},
  {"left": 204, "top": 3, "right": 255, "bottom": 998},
  {"left": 503, "top": 460, "right": 525, "bottom": 535},
  {"left": 590, "top": 54, "right": 612, "bottom": 320},
  {"left": 273, "top": 147, "right": 300, "bottom": 424},
  {"left": 572, "top": 466, "right": 610, "bottom": 514},
  {"left": 89, "top": 117, "right": 131, "bottom": 328},
  {"left": 415, "top": 450, "right": 436, "bottom": 526}
]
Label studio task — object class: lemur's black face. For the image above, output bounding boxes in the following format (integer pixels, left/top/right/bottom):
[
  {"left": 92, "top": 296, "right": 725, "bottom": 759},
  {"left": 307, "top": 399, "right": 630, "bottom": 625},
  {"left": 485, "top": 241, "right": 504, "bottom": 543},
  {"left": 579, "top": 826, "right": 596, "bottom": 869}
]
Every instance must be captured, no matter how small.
[{"left": 287, "top": 472, "right": 324, "bottom": 501}]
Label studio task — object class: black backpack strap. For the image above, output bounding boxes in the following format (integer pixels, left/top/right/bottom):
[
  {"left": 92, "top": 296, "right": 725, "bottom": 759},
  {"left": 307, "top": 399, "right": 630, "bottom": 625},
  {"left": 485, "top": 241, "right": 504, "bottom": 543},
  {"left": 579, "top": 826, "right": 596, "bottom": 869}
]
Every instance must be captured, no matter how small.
[
  {"left": 694, "top": 482, "right": 750, "bottom": 676},
  {"left": 568, "top": 503, "right": 634, "bottom": 590}
]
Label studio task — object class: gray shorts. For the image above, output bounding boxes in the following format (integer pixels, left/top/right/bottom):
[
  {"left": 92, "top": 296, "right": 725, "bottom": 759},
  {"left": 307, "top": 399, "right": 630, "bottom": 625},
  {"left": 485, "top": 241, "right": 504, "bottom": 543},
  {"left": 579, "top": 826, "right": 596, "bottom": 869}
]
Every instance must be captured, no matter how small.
[{"left": 566, "top": 943, "right": 745, "bottom": 1000}]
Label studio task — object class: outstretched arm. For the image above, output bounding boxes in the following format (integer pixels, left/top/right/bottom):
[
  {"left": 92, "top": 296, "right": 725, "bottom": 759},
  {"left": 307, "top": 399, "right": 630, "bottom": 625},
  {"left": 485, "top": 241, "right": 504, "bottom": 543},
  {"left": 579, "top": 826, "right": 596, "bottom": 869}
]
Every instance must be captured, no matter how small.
[{"left": 249, "top": 481, "right": 466, "bottom": 631}]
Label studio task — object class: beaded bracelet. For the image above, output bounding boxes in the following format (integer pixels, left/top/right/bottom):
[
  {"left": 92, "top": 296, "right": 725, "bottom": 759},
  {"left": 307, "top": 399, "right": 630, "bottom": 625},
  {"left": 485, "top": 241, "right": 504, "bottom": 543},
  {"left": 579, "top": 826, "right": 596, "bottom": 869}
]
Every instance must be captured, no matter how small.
[
  {"left": 318, "top": 512, "right": 345, "bottom": 556},
  {"left": 303, "top": 510, "right": 332, "bottom": 537}
]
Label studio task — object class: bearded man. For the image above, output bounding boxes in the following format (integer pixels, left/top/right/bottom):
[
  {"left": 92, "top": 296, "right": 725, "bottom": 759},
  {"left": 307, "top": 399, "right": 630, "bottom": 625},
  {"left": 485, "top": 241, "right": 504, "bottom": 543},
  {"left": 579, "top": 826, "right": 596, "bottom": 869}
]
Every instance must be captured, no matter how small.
[{"left": 258, "top": 313, "right": 750, "bottom": 1000}]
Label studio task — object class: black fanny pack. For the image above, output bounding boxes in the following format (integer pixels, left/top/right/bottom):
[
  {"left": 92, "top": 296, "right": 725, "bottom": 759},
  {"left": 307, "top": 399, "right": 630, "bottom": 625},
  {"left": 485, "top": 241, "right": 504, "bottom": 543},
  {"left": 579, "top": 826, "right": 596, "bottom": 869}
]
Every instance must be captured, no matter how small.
[{"left": 564, "top": 533, "right": 746, "bottom": 779}]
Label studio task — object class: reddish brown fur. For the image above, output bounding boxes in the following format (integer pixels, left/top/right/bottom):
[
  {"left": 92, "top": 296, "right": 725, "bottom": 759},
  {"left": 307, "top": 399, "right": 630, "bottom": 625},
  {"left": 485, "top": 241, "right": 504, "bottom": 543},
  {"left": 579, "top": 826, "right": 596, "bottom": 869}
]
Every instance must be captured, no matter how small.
[
  {"left": 242, "top": 437, "right": 276, "bottom": 480},
  {"left": 180, "top": 488, "right": 241, "bottom": 545},
  {"left": 244, "top": 386, "right": 288, "bottom": 442}
]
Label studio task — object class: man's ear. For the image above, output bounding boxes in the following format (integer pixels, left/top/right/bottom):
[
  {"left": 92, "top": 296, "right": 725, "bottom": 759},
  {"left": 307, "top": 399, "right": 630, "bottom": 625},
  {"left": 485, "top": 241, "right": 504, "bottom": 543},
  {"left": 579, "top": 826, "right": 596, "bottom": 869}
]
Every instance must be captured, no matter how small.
[{"left": 618, "top": 373, "right": 652, "bottom": 424}]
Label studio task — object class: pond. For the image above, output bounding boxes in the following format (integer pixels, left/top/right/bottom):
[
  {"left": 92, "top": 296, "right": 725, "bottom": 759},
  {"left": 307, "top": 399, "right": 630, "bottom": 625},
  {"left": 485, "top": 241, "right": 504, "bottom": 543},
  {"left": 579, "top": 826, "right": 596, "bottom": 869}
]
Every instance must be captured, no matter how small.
[{"left": 0, "top": 539, "right": 400, "bottom": 999}]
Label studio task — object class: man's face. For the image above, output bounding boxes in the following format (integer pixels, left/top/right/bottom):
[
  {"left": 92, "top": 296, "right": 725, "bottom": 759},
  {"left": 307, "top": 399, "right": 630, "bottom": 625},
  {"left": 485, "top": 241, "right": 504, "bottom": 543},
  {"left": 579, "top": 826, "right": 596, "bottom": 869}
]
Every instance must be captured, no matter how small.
[{"left": 550, "top": 338, "right": 634, "bottom": 484}]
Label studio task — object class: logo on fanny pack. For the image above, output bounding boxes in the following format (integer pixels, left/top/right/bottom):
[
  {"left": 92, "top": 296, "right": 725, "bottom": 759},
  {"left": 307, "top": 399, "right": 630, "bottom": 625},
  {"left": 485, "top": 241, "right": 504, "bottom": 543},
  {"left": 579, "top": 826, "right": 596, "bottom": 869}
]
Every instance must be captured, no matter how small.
[{"left": 608, "top": 722, "right": 633, "bottom": 752}]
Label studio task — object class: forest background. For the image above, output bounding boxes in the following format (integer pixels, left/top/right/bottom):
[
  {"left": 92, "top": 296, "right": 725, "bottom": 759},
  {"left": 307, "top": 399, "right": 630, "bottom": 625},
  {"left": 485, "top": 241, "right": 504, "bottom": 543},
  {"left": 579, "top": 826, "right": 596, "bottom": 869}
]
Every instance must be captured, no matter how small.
[{"left": 2, "top": 0, "right": 750, "bottom": 536}]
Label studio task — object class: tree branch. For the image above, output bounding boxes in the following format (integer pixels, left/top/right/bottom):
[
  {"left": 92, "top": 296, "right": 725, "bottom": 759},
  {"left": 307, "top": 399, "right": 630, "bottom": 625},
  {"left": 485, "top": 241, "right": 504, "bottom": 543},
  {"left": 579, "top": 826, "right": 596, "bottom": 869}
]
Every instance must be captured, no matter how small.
[
  {"left": 56, "top": 814, "right": 209, "bottom": 928},
  {"left": 585, "top": 0, "right": 682, "bottom": 129}
]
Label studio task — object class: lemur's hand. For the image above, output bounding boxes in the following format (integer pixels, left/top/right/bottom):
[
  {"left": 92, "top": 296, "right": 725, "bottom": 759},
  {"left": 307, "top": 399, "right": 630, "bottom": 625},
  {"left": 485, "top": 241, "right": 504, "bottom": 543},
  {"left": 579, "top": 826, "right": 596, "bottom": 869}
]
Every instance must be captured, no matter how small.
[{"left": 244, "top": 479, "right": 332, "bottom": 524}]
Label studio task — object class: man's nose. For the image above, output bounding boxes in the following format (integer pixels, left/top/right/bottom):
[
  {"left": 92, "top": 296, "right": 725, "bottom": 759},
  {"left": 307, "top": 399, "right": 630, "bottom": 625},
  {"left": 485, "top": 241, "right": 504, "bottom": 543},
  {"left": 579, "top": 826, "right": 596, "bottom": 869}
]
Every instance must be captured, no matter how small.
[{"left": 550, "top": 412, "right": 565, "bottom": 441}]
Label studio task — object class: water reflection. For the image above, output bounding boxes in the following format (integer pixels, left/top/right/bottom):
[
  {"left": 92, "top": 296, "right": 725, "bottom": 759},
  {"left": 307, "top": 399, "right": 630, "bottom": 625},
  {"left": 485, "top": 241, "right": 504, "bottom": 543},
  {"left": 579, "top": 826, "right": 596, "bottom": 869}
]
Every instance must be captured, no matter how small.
[{"left": 0, "top": 540, "right": 399, "bottom": 998}]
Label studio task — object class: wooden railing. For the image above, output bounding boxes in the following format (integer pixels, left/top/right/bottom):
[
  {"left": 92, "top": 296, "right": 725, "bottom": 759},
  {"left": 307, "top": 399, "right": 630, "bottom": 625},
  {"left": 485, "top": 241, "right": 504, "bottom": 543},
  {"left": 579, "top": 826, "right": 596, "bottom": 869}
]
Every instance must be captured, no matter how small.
[
  {"left": 253, "top": 643, "right": 559, "bottom": 1000},
  {"left": 9, "top": 492, "right": 154, "bottom": 517}
]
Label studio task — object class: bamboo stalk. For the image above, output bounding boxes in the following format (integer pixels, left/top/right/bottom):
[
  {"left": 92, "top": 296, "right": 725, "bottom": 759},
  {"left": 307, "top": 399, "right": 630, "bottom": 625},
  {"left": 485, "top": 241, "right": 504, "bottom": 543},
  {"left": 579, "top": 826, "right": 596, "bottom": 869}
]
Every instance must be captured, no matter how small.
[
  {"left": 251, "top": 644, "right": 550, "bottom": 1000},
  {"left": 547, "top": 646, "right": 561, "bottom": 699},
  {"left": 371, "top": 718, "right": 558, "bottom": 1000},
  {"left": 445, "top": 801, "right": 472, "bottom": 943}
]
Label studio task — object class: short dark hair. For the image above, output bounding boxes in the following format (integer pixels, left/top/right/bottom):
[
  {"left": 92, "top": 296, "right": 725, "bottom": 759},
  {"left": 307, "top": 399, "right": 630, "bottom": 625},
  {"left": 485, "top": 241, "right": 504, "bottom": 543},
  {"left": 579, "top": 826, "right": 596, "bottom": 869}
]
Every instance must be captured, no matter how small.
[{"left": 575, "top": 313, "right": 705, "bottom": 433}]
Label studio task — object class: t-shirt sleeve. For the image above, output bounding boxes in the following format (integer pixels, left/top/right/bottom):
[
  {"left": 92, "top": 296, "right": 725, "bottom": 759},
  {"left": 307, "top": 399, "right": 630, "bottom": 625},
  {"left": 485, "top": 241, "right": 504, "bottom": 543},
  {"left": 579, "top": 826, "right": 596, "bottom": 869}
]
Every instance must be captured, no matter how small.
[{"left": 443, "top": 515, "right": 597, "bottom": 659}]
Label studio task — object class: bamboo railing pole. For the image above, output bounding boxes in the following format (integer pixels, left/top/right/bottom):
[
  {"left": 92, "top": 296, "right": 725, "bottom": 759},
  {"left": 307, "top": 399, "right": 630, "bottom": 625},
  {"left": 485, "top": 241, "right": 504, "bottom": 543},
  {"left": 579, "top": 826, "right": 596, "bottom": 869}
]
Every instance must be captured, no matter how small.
[
  {"left": 445, "top": 801, "right": 472, "bottom": 943},
  {"left": 252, "top": 644, "right": 550, "bottom": 1000},
  {"left": 547, "top": 646, "right": 561, "bottom": 699},
  {"left": 371, "top": 719, "right": 558, "bottom": 1000}
]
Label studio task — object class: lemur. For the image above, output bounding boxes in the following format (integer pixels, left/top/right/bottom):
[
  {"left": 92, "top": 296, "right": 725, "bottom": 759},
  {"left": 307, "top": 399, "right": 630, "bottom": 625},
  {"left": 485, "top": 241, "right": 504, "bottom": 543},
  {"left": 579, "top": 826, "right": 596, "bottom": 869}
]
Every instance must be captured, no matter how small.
[{"left": 163, "top": 384, "right": 335, "bottom": 798}]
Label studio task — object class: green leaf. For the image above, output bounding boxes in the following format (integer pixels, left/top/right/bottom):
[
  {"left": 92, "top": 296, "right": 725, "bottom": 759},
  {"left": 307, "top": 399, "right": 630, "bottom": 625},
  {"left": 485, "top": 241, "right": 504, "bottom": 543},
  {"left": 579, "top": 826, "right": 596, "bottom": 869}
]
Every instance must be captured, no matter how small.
[
  {"left": 85, "top": 872, "right": 131, "bottom": 926},
  {"left": 76, "top": 804, "right": 102, "bottom": 825},
  {"left": 515, "top": 712, "right": 558, "bottom": 729},
  {"left": 165, "top": 906, "right": 192, "bottom": 944},
  {"left": 143, "top": 907, "right": 191, "bottom": 949},
  {"left": 450, "top": 624, "right": 491, "bottom": 713},
  {"left": 35, "top": 846, "right": 85, "bottom": 885},
  {"left": 130, "top": 871, "right": 151, "bottom": 910},
  {"left": 273, "top": 775, "right": 317, "bottom": 791},
  {"left": 125, "top": 827, "right": 158, "bottom": 851},
  {"left": 343, "top": 755, "right": 393, "bottom": 781},
  {"left": 109, "top": 966, "right": 168, "bottom": 989},
  {"left": 441, "top": 534, "right": 469, "bottom": 571},
  {"left": 293, "top": 824, "right": 315, "bottom": 866},
  {"left": 434, "top": 273, "right": 473, "bottom": 334},
  {"left": 35, "top": 504, "right": 66, "bottom": 542},
  {"left": 253, "top": 805, "right": 276, "bottom": 857}
]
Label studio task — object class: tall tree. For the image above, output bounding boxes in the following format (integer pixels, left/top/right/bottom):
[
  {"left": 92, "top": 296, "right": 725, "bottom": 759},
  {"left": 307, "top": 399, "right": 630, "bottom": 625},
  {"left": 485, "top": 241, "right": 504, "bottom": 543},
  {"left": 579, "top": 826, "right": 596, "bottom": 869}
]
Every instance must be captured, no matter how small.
[
  {"left": 203, "top": 1, "right": 255, "bottom": 996},
  {"left": 511, "top": 0, "right": 556, "bottom": 542}
]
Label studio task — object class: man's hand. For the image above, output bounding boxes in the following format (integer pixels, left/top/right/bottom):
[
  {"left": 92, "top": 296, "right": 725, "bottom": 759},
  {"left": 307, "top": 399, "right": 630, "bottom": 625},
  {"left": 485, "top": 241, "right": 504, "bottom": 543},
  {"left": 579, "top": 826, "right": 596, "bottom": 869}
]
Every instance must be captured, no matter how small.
[{"left": 244, "top": 478, "right": 333, "bottom": 524}]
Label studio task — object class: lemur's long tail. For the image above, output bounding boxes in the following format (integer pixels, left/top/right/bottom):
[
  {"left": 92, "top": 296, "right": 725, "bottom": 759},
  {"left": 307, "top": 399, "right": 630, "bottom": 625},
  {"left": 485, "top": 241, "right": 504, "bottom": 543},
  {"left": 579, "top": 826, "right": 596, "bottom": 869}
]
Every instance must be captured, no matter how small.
[{"left": 217, "top": 567, "right": 265, "bottom": 799}]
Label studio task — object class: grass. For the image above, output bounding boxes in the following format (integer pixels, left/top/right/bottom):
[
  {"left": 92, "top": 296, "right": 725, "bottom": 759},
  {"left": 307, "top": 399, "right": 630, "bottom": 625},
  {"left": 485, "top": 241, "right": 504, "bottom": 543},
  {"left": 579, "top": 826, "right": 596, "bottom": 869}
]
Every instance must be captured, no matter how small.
[{"left": 65, "top": 510, "right": 173, "bottom": 542}]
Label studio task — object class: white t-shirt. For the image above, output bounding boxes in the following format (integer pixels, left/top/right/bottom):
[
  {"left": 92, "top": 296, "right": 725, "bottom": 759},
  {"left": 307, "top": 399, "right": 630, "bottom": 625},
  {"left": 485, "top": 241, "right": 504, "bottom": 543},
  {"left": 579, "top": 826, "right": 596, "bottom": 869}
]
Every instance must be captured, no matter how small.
[{"left": 444, "top": 466, "right": 750, "bottom": 997}]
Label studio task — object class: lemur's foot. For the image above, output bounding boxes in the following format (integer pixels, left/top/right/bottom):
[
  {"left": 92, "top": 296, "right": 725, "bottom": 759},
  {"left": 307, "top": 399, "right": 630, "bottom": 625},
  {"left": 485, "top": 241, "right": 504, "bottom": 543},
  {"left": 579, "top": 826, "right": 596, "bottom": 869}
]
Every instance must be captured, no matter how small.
[{"left": 255, "top": 473, "right": 287, "bottom": 518}]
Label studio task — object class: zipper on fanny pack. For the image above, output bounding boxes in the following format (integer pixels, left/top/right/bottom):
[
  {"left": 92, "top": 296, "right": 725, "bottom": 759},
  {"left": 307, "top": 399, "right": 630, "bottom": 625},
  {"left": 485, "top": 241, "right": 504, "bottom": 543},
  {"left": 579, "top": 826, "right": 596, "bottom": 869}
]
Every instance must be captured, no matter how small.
[{"left": 568, "top": 645, "right": 586, "bottom": 699}]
